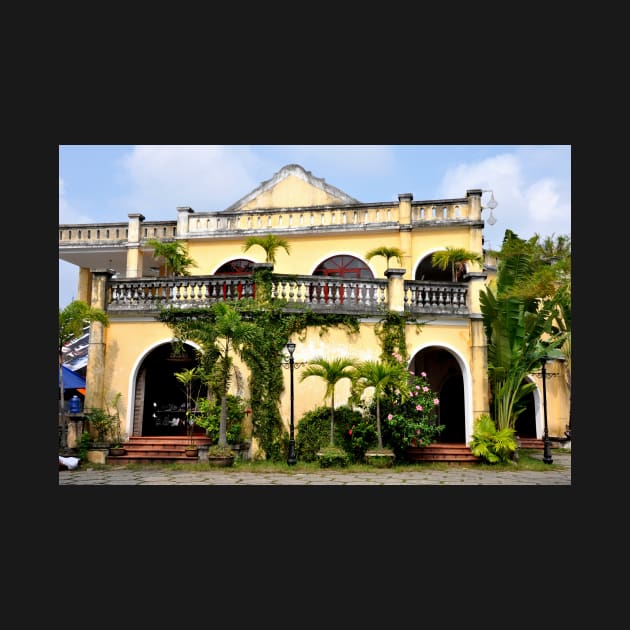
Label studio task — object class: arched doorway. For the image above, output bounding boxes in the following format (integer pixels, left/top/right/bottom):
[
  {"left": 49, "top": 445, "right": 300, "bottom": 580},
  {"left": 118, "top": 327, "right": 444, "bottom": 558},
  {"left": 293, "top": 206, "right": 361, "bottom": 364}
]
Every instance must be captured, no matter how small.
[
  {"left": 411, "top": 347, "right": 466, "bottom": 443},
  {"left": 135, "top": 342, "right": 203, "bottom": 437},
  {"left": 415, "top": 253, "right": 451, "bottom": 282},
  {"left": 514, "top": 390, "right": 536, "bottom": 439}
]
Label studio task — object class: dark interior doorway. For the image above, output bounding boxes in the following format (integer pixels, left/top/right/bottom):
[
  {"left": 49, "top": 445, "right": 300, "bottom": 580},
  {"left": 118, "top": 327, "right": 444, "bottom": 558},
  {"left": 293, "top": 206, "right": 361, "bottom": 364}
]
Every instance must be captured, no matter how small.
[
  {"left": 140, "top": 343, "right": 204, "bottom": 436},
  {"left": 412, "top": 348, "right": 465, "bottom": 444},
  {"left": 514, "top": 390, "right": 536, "bottom": 438}
]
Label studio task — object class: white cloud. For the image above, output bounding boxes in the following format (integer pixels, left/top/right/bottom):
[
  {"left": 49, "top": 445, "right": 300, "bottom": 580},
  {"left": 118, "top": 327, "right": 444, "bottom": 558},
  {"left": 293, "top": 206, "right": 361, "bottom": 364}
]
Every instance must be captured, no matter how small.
[
  {"left": 438, "top": 152, "right": 570, "bottom": 244},
  {"left": 117, "top": 145, "right": 265, "bottom": 217},
  {"left": 525, "top": 178, "right": 570, "bottom": 225}
]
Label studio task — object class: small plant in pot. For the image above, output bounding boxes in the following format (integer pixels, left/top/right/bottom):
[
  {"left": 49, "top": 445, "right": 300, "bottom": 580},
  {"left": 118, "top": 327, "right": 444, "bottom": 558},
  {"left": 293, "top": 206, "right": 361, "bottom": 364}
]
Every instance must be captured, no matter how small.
[
  {"left": 174, "top": 367, "right": 202, "bottom": 457},
  {"left": 107, "top": 393, "right": 127, "bottom": 455},
  {"left": 206, "top": 444, "right": 235, "bottom": 467}
]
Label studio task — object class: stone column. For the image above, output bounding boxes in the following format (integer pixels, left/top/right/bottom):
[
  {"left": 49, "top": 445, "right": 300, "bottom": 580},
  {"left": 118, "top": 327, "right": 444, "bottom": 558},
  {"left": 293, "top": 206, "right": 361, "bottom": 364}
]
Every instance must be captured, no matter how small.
[
  {"left": 125, "top": 213, "right": 145, "bottom": 278},
  {"left": 84, "top": 269, "right": 114, "bottom": 411},
  {"left": 469, "top": 315, "right": 490, "bottom": 443},
  {"left": 398, "top": 193, "right": 413, "bottom": 276},
  {"left": 177, "top": 206, "right": 194, "bottom": 237},
  {"left": 385, "top": 268, "right": 406, "bottom": 312}
]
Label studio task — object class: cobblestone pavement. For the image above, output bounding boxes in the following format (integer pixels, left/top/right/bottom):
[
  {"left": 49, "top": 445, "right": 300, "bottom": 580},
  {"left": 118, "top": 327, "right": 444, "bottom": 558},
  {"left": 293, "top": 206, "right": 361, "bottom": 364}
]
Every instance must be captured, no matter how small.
[{"left": 58, "top": 452, "right": 571, "bottom": 486}]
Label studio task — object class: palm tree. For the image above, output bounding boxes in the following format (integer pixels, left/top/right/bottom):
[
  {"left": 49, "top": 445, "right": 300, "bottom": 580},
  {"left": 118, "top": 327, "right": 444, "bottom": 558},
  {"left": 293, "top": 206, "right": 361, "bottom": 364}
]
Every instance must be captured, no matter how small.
[
  {"left": 299, "top": 356, "right": 358, "bottom": 446},
  {"left": 365, "top": 246, "right": 405, "bottom": 268},
  {"left": 58, "top": 300, "right": 109, "bottom": 450},
  {"left": 174, "top": 366, "right": 201, "bottom": 446},
  {"left": 242, "top": 234, "right": 290, "bottom": 264},
  {"left": 146, "top": 238, "right": 196, "bottom": 277},
  {"left": 431, "top": 247, "right": 483, "bottom": 282},
  {"left": 350, "top": 359, "right": 410, "bottom": 449},
  {"left": 479, "top": 231, "right": 567, "bottom": 430},
  {"left": 166, "top": 303, "right": 259, "bottom": 447}
]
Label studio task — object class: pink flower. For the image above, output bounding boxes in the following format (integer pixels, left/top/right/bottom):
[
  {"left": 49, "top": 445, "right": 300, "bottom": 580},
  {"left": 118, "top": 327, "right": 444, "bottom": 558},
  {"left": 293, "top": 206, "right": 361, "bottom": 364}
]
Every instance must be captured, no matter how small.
[
  {"left": 415, "top": 385, "right": 420, "bottom": 390},
  {"left": 416, "top": 404, "right": 423, "bottom": 411},
  {"left": 348, "top": 429, "right": 353, "bottom": 435},
  {"left": 416, "top": 429, "right": 421, "bottom": 434},
  {"left": 421, "top": 371, "right": 427, "bottom": 378},
  {"left": 433, "top": 398, "right": 440, "bottom": 405},
  {"left": 387, "top": 414, "right": 393, "bottom": 420},
  {"left": 423, "top": 386, "right": 429, "bottom": 392}
]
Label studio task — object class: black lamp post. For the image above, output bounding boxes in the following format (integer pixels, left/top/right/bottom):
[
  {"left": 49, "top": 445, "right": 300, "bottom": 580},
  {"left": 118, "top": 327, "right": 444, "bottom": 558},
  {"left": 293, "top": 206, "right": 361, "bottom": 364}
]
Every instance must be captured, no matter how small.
[
  {"left": 540, "top": 355, "right": 553, "bottom": 464},
  {"left": 286, "top": 342, "right": 297, "bottom": 466}
]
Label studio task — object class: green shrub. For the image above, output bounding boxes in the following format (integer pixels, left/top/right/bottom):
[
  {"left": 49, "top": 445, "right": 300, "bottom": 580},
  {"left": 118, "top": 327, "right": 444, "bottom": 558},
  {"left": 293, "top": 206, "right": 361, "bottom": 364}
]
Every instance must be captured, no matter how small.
[
  {"left": 77, "top": 430, "right": 92, "bottom": 461},
  {"left": 194, "top": 395, "right": 245, "bottom": 444},
  {"left": 296, "top": 405, "right": 364, "bottom": 462},
  {"left": 469, "top": 414, "right": 518, "bottom": 464},
  {"left": 316, "top": 446, "right": 349, "bottom": 468}
]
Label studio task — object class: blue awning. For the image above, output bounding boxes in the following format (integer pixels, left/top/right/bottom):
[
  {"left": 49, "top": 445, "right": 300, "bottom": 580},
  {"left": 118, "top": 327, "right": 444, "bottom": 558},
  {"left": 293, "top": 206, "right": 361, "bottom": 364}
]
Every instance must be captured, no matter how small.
[{"left": 59, "top": 365, "right": 86, "bottom": 389}]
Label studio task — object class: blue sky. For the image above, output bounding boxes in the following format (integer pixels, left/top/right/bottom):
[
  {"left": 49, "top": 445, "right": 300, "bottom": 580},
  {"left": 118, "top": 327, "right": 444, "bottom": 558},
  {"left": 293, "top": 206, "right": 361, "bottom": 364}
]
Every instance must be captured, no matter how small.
[{"left": 59, "top": 144, "right": 571, "bottom": 308}]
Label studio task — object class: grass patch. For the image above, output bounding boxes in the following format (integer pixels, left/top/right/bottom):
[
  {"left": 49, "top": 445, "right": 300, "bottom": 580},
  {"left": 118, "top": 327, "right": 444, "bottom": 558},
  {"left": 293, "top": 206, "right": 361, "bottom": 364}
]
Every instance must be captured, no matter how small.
[{"left": 75, "top": 448, "right": 567, "bottom": 473}]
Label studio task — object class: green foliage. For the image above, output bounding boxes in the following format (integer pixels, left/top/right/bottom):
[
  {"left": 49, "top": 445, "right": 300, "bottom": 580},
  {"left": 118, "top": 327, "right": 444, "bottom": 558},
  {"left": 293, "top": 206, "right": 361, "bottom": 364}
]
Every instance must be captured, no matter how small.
[
  {"left": 365, "top": 246, "right": 405, "bottom": 268},
  {"left": 350, "top": 359, "right": 411, "bottom": 449},
  {"left": 243, "top": 234, "right": 291, "bottom": 264},
  {"left": 338, "top": 418, "right": 377, "bottom": 463},
  {"left": 316, "top": 446, "right": 349, "bottom": 468},
  {"left": 146, "top": 238, "right": 196, "bottom": 276},
  {"left": 374, "top": 311, "right": 411, "bottom": 363},
  {"left": 469, "top": 414, "right": 518, "bottom": 464},
  {"left": 159, "top": 295, "right": 361, "bottom": 461},
  {"left": 207, "top": 444, "right": 234, "bottom": 458},
  {"left": 299, "top": 356, "right": 357, "bottom": 447},
  {"left": 59, "top": 300, "right": 109, "bottom": 351},
  {"left": 365, "top": 362, "right": 444, "bottom": 460},
  {"left": 480, "top": 230, "right": 568, "bottom": 430},
  {"left": 84, "top": 407, "right": 116, "bottom": 442},
  {"left": 431, "top": 247, "right": 483, "bottom": 282},
  {"left": 296, "top": 405, "right": 365, "bottom": 462},
  {"left": 194, "top": 395, "right": 244, "bottom": 444},
  {"left": 77, "top": 431, "right": 92, "bottom": 460}
]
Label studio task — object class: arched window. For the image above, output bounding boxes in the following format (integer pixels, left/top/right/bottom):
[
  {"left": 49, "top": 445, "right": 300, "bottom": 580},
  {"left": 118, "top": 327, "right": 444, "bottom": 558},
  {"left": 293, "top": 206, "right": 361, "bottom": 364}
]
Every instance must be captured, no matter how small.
[
  {"left": 215, "top": 259, "right": 255, "bottom": 275},
  {"left": 415, "top": 254, "right": 451, "bottom": 282},
  {"left": 312, "top": 255, "right": 374, "bottom": 303},
  {"left": 313, "top": 255, "right": 373, "bottom": 279},
  {"left": 214, "top": 259, "right": 255, "bottom": 299}
]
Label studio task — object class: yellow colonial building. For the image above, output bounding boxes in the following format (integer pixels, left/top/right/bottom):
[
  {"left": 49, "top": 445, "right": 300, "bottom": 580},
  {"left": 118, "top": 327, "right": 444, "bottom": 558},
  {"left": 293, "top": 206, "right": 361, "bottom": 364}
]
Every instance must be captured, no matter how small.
[{"left": 58, "top": 164, "right": 570, "bottom": 457}]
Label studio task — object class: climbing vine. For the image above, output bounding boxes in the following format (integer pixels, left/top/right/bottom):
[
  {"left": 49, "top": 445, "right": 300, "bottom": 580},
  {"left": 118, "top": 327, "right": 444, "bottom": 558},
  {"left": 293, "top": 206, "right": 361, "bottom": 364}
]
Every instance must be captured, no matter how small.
[
  {"left": 159, "top": 297, "right": 360, "bottom": 461},
  {"left": 374, "top": 310, "right": 425, "bottom": 364}
]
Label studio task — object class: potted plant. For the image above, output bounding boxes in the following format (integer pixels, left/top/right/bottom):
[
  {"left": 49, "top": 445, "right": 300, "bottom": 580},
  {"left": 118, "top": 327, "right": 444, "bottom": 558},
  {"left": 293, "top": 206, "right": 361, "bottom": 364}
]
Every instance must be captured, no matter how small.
[
  {"left": 84, "top": 406, "right": 115, "bottom": 448},
  {"left": 206, "top": 444, "right": 235, "bottom": 467},
  {"left": 174, "top": 367, "right": 201, "bottom": 457},
  {"left": 350, "top": 357, "right": 411, "bottom": 466},
  {"left": 107, "top": 393, "right": 127, "bottom": 455}
]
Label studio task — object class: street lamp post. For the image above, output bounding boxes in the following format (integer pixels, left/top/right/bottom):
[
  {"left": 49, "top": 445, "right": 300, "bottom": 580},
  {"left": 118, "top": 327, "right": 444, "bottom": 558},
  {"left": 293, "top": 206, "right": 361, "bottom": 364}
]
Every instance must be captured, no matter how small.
[
  {"left": 286, "top": 342, "right": 297, "bottom": 466},
  {"left": 540, "top": 355, "right": 553, "bottom": 464}
]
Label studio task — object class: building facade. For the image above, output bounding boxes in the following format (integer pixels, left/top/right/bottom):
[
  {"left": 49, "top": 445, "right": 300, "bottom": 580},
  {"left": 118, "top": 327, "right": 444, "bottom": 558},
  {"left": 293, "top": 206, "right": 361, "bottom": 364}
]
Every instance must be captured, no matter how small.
[{"left": 58, "top": 164, "right": 570, "bottom": 455}]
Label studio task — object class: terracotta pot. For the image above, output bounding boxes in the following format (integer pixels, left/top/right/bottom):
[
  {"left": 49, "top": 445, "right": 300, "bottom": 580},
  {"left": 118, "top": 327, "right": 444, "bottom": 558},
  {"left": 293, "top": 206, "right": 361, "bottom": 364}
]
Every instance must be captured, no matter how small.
[
  {"left": 184, "top": 448, "right": 198, "bottom": 458},
  {"left": 109, "top": 447, "right": 127, "bottom": 456}
]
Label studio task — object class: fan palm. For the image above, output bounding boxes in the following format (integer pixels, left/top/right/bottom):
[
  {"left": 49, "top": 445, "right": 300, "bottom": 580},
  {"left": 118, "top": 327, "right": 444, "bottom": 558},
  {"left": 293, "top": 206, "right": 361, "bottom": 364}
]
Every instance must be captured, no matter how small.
[
  {"left": 242, "top": 234, "right": 291, "bottom": 264},
  {"left": 300, "top": 356, "right": 358, "bottom": 446},
  {"left": 365, "top": 246, "right": 405, "bottom": 268},
  {"left": 431, "top": 247, "right": 482, "bottom": 282},
  {"left": 146, "top": 238, "right": 196, "bottom": 277},
  {"left": 350, "top": 359, "right": 410, "bottom": 449}
]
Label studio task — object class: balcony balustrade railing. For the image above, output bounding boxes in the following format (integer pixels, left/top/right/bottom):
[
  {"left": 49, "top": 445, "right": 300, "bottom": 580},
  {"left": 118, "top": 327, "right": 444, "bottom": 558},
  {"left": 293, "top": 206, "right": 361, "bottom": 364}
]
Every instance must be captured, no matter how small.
[{"left": 107, "top": 275, "right": 469, "bottom": 316}]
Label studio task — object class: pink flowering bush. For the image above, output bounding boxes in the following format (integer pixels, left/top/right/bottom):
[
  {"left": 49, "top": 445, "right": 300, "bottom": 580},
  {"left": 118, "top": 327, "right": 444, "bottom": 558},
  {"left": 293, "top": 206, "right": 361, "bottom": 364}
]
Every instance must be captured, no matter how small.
[{"left": 376, "top": 355, "right": 445, "bottom": 459}]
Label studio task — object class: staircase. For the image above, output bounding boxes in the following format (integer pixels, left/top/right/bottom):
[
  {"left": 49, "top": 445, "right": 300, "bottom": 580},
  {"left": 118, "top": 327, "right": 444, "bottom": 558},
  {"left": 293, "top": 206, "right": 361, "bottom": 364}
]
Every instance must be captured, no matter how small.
[
  {"left": 517, "top": 437, "right": 544, "bottom": 449},
  {"left": 106, "top": 435, "right": 212, "bottom": 465},
  {"left": 406, "top": 442, "right": 481, "bottom": 463}
]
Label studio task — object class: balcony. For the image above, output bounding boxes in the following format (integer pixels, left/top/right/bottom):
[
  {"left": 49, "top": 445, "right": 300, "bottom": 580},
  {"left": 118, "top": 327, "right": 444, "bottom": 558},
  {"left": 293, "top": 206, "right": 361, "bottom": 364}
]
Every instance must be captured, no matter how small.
[{"left": 106, "top": 274, "right": 469, "bottom": 317}]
